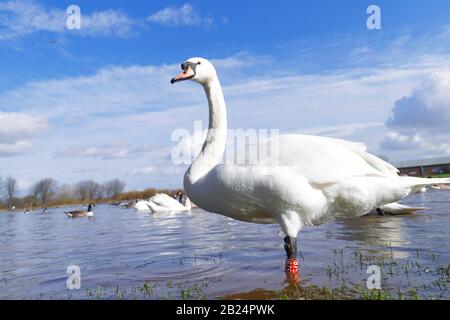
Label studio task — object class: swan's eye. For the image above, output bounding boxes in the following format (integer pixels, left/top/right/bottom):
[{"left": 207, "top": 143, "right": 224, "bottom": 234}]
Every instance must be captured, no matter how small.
[{"left": 197, "top": 61, "right": 201, "bottom": 65}]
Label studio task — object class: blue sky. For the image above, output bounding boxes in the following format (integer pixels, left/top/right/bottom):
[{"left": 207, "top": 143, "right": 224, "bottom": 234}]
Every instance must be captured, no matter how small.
[{"left": 1, "top": 0, "right": 450, "bottom": 192}]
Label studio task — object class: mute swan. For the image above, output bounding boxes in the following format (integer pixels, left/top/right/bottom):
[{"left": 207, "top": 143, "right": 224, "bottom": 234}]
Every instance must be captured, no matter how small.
[
  {"left": 134, "top": 193, "right": 191, "bottom": 213},
  {"left": 171, "top": 57, "right": 450, "bottom": 276},
  {"left": 65, "top": 203, "right": 95, "bottom": 218}
]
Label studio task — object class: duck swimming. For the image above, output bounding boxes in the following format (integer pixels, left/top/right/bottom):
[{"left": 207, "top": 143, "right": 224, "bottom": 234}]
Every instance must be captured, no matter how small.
[{"left": 65, "top": 203, "right": 95, "bottom": 218}]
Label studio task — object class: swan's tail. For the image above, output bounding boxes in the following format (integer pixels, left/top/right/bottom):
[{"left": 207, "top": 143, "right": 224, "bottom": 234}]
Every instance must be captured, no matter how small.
[
  {"left": 379, "top": 202, "right": 427, "bottom": 215},
  {"left": 401, "top": 176, "right": 450, "bottom": 194}
]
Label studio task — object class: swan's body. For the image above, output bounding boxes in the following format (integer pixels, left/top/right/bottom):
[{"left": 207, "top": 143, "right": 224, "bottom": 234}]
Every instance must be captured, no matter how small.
[
  {"left": 134, "top": 193, "right": 191, "bottom": 213},
  {"left": 134, "top": 200, "right": 152, "bottom": 212},
  {"left": 171, "top": 57, "right": 450, "bottom": 275},
  {"left": 65, "top": 203, "right": 94, "bottom": 218}
]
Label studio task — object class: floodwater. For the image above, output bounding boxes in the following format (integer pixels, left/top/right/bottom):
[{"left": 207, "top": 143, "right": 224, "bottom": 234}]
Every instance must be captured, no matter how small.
[{"left": 0, "top": 190, "right": 449, "bottom": 300}]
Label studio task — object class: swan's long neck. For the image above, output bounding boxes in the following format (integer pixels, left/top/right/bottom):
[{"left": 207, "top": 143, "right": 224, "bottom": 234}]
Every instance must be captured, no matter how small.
[{"left": 185, "top": 77, "right": 227, "bottom": 185}]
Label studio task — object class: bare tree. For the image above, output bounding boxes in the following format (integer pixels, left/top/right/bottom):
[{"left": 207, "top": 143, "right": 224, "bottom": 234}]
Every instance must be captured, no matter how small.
[
  {"left": 75, "top": 180, "right": 102, "bottom": 201},
  {"left": 5, "top": 177, "right": 17, "bottom": 208},
  {"left": 55, "top": 184, "right": 75, "bottom": 201},
  {"left": 102, "top": 179, "right": 125, "bottom": 199},
  {"left": 32, "top": 178, "right": 57, "bottom": 207},
  {"left": 0, "top": 175, "right": 3, "bottom": 201}
]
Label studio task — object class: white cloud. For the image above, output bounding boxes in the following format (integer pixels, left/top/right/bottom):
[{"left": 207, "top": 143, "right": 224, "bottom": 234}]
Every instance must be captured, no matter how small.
[
  {"left": 387, "top": 71, "right": 450, "bottom": 130},
  {"left": 381, "top": 132, "right": 425, "bottom": 151},
  {"left": 148, "top": 4, "right": 212, "bottom": 27},
  {"left": 0, "top": 112, "right": 47, "bottom": 156},
  {"left": 77, "top": 9, "right": 135, "bottom": 38},
  {"left": 0, "top": 140, "right": 31, "bottom": 156},
  {"left": 0, "top": 0, "right": 135, "bottom": 40},
  {"left": 0, "top": 111, "right": 47, "bottom": 142},
  {"left": 128, "top": 166, "right": 155, "bottom": 176},
  {"left": 297, "top": 122, "right": 383, "bottom": 139},
  {"left": 0, "top": 63, "right": 188, "bottom": 120},
  {"left": 56, "top": 141, "right": 151, "bottom": 160},
  {"left": 381, "top": 130, "right": 450, "bottom": 157},
  {"left": 381, "top": 71, "right": 450, "bottom": 158}
]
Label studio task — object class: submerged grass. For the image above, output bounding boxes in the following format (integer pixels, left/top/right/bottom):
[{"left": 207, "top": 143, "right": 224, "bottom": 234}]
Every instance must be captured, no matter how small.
[{"left": 54, "top": 246, "right": 450, "bottom": 300}]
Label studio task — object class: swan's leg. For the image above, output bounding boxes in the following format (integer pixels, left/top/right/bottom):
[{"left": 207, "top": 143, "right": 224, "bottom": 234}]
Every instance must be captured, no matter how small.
[
  {"left": 279, "top": 211, "right": 302, "bottom": 277},
  {"left": 284, "top": 236, "right": 297, "bottom": 260}
]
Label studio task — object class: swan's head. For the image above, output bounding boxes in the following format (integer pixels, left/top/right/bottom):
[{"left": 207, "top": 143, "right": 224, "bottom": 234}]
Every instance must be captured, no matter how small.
[{"left": 171, "top": 57, "right": 217, "bottom": 85}]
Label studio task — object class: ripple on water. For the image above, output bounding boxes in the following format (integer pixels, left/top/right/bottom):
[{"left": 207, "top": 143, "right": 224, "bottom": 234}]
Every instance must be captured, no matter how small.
[{"left": 134, "top": 255, "right": 235, "bottom": 281}]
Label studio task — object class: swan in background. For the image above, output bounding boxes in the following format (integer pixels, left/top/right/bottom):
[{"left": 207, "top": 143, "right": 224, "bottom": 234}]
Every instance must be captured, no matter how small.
[
  {"left": 431, "top": 184, "right": 449, "bottom": 190},
  {"left": 134, "top": 200, "right": 153, "bottom": 212},
  {"left": 171, "top": 57, "right": 450, "bottom": 277},
  {"left": 134, "top": 193, "right": 191, "bottom": 213},
  {"left": 65, "top": 203, "right": 95, "bottom": 218},
  {"left": 368, "top": 202, "right": 427, "bottom": 216}
]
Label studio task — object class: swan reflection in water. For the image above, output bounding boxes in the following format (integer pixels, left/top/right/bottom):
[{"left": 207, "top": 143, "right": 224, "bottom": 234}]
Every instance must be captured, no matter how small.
[{"left": 333, "top": 215, "right": 412, "bottom": 259}]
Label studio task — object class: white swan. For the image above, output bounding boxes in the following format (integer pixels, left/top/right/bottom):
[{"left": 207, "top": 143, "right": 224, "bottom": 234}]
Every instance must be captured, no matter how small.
[
  {"left": 134, "top": 200, "right": 153, "bottom": 212},
  {"left": 171, "top": 57, "right": 450, "bottom": 275},
  {"left": 134, "top": 193, "right": 191, "bottom": 213}
]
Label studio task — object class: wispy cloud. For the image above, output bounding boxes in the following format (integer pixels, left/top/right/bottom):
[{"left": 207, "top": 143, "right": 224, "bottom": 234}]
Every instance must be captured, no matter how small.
[
  {"left": 56, "top": 141, "right": 151, "bottom": 160},
  {"left": 0, "top": 0, "right": 135, "bottom": 40},
  {"left": 127, "top": 166, "right": 156, "bottom": 176},
  {"left": 0, "top": 112, "right": 47, "bottom": 155},
  {"left": 148, "top": 4, "right": 212, "bottom": 27},
  {"left": 0, "top": 140, "right": 31, "bottom": 156}
]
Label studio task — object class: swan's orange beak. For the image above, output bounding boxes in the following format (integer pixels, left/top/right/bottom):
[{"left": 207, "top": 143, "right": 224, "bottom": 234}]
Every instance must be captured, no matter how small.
[{"left": 171, "top": 64, "right": 195, "bottom": 84}]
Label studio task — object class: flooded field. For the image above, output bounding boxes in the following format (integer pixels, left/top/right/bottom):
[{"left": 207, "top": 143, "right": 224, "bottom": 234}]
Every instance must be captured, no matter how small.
[{"left": 0, "top": 190, "right": 449, "bottom": 300}]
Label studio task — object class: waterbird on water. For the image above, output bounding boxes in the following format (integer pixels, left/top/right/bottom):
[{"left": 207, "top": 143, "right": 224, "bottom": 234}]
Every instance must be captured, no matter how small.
[
  {"left": 170, "top": 57, "right": 450, "bottom": 281},
  {"left": 65, "top": 203, "right": 95, "bottom": 218},
  {"left": 134, "top": 193, "right": 191, "bottom": 213}
]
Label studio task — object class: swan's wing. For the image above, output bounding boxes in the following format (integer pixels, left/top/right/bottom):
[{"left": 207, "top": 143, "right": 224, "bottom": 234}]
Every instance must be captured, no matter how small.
[
  {"left": 133, "top": 201, "right": 151, "bottom": 211},
  {"left": 257, "top": 134, "right": 398, "bottom": 185},
  {"left": 149, "top": 193, "right": 184, "bottom": 209}
]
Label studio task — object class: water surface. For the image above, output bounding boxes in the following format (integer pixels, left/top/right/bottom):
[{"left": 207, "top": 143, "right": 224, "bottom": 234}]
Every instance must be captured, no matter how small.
[{"left": 0, "top": 190, "right": 449, "bottom": 299}]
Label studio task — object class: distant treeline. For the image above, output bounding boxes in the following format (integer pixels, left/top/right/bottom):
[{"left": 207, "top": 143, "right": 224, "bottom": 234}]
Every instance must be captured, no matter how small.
[{"left": 0, "top": 177, "right": 181, "bottom": 211}]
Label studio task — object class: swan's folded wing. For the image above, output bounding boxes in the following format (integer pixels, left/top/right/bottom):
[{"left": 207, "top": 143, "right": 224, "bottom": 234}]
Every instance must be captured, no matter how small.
[{"left": 269, "top": 134, "right": 399, "bottom": 185}]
